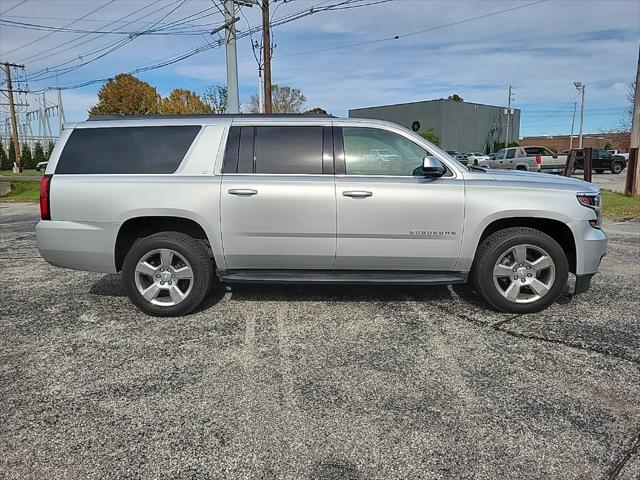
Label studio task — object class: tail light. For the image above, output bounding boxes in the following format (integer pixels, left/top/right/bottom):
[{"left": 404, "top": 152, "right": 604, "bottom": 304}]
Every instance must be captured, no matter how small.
[
  {"left": 535, "top": 155, "right": 542, "bottom": 165},
  {"left": 40, "top": 174, "right": 52, "bottom": 220}
]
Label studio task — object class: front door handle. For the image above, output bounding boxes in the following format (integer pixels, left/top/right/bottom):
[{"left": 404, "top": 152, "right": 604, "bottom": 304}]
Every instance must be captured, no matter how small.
[
  {"left": 342, "top": 190, "right": 373, "bottom": 198},
  {"left": 228, "top": 189, "right": 258, "bottom": 196}
]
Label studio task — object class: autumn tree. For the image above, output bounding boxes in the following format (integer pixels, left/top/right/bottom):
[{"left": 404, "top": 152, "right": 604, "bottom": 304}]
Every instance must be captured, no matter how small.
[
  {"left": 203, "top": 84, "right": 228, "bottom": 114},
  {"left": 247, "top": 84, "right": 307, "bottom": 113},
  {"left": 89, "top": 74, "right": 161, "bottom": 116},
  {"left": 448, "top": 94, "right": 464, "bottom": 102},
  {"left": 160, "top": 88, "right": 213, "bottom": 114}
]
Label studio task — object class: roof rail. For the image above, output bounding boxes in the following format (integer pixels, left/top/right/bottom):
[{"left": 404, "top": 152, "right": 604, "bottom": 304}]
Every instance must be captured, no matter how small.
[{"left": 87, "top": 113, "right": 336, "bottom": 121}]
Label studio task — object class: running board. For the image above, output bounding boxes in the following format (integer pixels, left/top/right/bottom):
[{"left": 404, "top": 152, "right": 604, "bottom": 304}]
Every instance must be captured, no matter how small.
[{"left": 218, "top": 269, "right": 468, "bottom": 285}]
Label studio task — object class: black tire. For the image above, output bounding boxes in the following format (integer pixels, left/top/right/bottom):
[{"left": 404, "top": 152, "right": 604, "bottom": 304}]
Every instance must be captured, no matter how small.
[
  {"left": 122, "top": 231, "right": 214, "bottom": 317},
  {"left": 471, "top": 227, "right": 569, "bottom": 314},
  {"left": 611, "top": 162, "right": 624, "bottom": 174},
  {"left": 595, "top": 169, "right": 605, "bottom": 174}
]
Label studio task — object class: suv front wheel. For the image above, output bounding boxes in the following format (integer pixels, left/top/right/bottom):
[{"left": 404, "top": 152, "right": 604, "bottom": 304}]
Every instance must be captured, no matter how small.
[
  {"left": 472, "top": 227, "right": 568, "bottom": 313},
  {"left": 122, "top": 232, "right": 214, "bottom": 316}
]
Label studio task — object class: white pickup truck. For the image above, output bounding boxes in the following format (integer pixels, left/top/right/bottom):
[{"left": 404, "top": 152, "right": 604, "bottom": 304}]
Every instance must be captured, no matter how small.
[{"left": 523, "top": 146, "right": 567, "bottom": 174}]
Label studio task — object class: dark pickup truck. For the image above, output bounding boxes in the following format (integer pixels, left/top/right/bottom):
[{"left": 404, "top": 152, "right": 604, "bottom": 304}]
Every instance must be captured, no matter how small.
[{"left": 562, "top": 148, "right": 628, "bottom": 174}]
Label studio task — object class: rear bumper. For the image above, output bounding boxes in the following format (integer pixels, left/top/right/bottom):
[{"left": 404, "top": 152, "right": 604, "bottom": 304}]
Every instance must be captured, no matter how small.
[{"left": 36, "top": 220, "right": 118, "bottom": 273}]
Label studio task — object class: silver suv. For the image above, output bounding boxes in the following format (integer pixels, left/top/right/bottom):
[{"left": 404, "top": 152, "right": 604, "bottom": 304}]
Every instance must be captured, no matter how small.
[{"left": 36, "top": 115, "right": 606, "bottom": 316}]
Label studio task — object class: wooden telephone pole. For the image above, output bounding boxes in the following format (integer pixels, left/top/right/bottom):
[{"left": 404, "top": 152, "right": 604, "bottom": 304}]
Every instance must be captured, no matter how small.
[
  {"left": 1, "top": 62, "right": 25, "bottom": 171},
  {"left": 261, "top": 0, "right": 272, "bottom": 113}
]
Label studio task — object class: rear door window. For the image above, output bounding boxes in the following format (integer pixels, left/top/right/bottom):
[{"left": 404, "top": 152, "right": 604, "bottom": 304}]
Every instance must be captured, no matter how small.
[
  {"left": 254, "top": 126, "right": 323, "bottom": 174},
  {"left": 56, "top": 126, "right": 200, "bottom": 174},
  {"left": 506, "top": 149, "right": 516, "bottom": 159}
]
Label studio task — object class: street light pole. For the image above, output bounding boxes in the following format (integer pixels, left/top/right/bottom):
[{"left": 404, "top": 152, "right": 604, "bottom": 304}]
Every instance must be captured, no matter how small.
[
  {"left": 574, "top": 82, "right": 586, "bottom": 148},
  {"left": 569, "top": 101, "right": 577, "bottom": 150}
]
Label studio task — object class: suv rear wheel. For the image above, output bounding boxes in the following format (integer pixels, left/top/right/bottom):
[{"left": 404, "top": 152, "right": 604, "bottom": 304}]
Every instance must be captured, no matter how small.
[
  {"left": 122, "top": 232, "right": 214, "bottom": 316},
  {"left": 472, "top": 227, "right": 568, "bottom": 313}
]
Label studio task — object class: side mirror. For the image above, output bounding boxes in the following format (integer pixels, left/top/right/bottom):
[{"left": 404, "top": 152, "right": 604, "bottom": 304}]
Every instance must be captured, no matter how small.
[{"left": 422, "top": 156, "right": 446, "bottom": 177}]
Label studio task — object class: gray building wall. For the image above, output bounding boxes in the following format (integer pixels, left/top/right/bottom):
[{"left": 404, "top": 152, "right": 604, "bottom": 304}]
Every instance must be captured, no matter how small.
[{"left": 349, "top": 99, "right": 520, "bottom": 153}]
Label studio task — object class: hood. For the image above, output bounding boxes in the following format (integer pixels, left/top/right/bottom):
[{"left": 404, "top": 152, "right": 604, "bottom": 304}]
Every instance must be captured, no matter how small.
[{"left": 484, "top": 169, "right": 599, "bottom": 193}]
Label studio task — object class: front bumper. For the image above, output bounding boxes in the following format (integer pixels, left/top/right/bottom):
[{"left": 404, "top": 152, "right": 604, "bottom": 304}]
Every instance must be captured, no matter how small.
[{"left": 568, "top": 220, "right": 607, "bottom": 276}]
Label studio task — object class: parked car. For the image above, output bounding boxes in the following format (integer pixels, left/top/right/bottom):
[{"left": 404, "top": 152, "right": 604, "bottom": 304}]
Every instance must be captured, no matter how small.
[
  {"left": 35, "top": 161, "right": 48, "bottom": 172},
  {"left": 445, "top": 149, "right": 466, "bottom": 164},
  {"left": 482, "top": 147, "right": 541, "bottom": 171},
  {"left": 37, "top": 115, "right": 606, "bottom": 317},
  {"left": 522, "top": 146, "right": 566, "bottom": 174},
  {"left": 465, "top": 152, "right": 490, "bottom": 165},
  {"left": 606, "top": 150, "right": 629, "bottom": 160},
  {"left": 566, "top": 149, "right": 628, "bottom": 174}
]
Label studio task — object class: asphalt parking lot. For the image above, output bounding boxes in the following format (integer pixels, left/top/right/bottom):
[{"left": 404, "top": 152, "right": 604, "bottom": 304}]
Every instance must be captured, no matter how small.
[{"left": 1, "top": 202, "right": 639, "bottom": 480}]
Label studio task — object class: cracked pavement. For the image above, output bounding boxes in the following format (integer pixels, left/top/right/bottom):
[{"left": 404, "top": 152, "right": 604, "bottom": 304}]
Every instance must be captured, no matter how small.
[{"left": 1, "top": 203, "right": 639, "bottom": 480}]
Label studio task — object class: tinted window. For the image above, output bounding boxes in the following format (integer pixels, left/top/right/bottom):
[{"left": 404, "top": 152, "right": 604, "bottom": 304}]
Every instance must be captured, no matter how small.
[
  {"left": 254, "top": 126, "right": 323, "bottom": 174},
  {"left": 56, "top": 126, "right": 200, "bottom": 174},
  {"left": 506, "top": 149, "right": 516, "bottom": 159},
  {"left": 343, "top": 127, "right": 429, "bottom": 176}
]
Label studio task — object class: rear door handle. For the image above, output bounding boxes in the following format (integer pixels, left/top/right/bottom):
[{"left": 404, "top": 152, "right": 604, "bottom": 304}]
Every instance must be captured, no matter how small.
[
  {"left": 228, "top": 189, "right": 258, "bottom": 196},
  {"left": 342, "top": 190, "right": 373, "bottom": 198}
]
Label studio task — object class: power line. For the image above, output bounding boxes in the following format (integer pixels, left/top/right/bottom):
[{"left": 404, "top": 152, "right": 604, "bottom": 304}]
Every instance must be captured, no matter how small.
[
  {"left": 2, "top": 0, "right": 117, "bottom": 56},
  {"left": 26, "top": 0, "right": 191, "bottom": 83},
  {"left": 18, "top": 0, "right": 167, "bottom": 65},
  {"left": 275, "top": 0, "right": 548, "bottom": 58},
  {"left": 29, "top": 0, "right": 408, "bottom": 92},
  {"left": 0, "top": 0, "right": 28, "bottom": 16}
]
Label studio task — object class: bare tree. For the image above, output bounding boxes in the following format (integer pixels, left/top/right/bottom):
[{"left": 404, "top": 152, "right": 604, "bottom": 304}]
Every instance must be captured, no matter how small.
[
  {"left": 246, "top": 84, "right": 306, "bottom": 113},
  {"left": 203, "top": 84, "right": 228, "bottom": 114}
]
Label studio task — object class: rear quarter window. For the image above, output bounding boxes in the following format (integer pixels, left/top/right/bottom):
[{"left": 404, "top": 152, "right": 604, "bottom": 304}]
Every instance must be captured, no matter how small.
[{"left": 56, "top": 125, "right": 201, "bottom": 174}]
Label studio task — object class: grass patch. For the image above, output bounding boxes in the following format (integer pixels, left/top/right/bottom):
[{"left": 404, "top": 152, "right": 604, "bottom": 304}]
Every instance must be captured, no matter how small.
[
  {"left": 602, "top": 190, "right": 640, "bottom": 221},
  {"left": 0, "top": 181, "right": 40, "bottom": 202},
  {"left": 0, "top": 169, "right": 43, "bottom": 177}
]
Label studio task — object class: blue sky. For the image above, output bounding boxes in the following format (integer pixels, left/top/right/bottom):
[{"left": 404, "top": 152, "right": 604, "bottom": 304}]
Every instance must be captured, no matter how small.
[{"left": 0, "top": 0, "right": 638, "bottom": 137}]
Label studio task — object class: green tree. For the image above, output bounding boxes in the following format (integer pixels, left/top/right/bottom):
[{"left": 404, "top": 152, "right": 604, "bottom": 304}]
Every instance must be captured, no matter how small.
[
  {"left": 447, "top": 94, "right": 464, "bottom": 102},
  {"left": 46, "top": 140, "right": 56, "bottom": 159},
  {"left": 304, "top": 107, "right": 328, "bottom": 115},
  {"left": 34, "top": 142, "right": 46, "bottom": 163},
  {"left": 89, "top": 74, "right": 161, "bottom": 116},
  {"left": 0, "top": 138, "right": 10, "bottom": 170},
  {"left": 160, "top": 88, "right": 213, "bottom": 114},
  {"left": 247, "top": 84, "right": 307, "bottom": 113},
  {"left": 8, "top": 137, "right": 16, "bottom": 165},
  {"left": 419, "top": 129, "right": 440, "bottom": 146},
  {"left": 203, "top": 84, "right": 228, "bottom": 114},
  {"left": 21, "top": 143, "right": 35, "bottom": 169}
]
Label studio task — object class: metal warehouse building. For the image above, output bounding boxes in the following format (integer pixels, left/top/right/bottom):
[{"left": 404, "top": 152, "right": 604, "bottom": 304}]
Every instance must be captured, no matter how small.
[{"left": 349, "top": 99, "right": 521, "bottom": 154}]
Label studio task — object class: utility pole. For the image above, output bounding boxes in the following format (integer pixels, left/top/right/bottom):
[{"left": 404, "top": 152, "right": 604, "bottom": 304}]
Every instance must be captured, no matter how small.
[
  {"left": 504, "top": 85, "right": 514, "bottom": 147},
  {"left": 574, "top": 81, "right": 586, "bottom": 148},
  {"left": 223, "top": 0, "right": 240, "bottom": 113},
  {"left": 261, "top": 0, "right": 273, "bottom": 113},
  {"left": 569, "top": 101, "right": 577, "bottom": 150},
  {"left": 1, "top": 62, "right": 25, "bottom": 172}
]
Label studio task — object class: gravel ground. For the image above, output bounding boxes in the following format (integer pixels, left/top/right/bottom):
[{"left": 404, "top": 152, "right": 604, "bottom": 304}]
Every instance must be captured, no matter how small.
[{"left": 1, "top": 203, "right": 639, "bottom": 480}]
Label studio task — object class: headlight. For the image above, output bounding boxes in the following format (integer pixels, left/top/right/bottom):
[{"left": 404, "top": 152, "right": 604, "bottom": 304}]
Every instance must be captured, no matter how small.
[
  {"left": 577, "top": 193, "right": 600, "bottom": 208},
  {"left": 577, "top": 192, "right": 601, "bottom": 228}
]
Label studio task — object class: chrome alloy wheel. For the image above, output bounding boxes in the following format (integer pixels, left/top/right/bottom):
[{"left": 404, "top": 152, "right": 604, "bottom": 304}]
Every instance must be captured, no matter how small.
[
  {"left": 492, "top": 244, "right": 556, "bottom": 304},
  {"left": 134, "top": 248, "right": 194, "bottom": 306}
]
